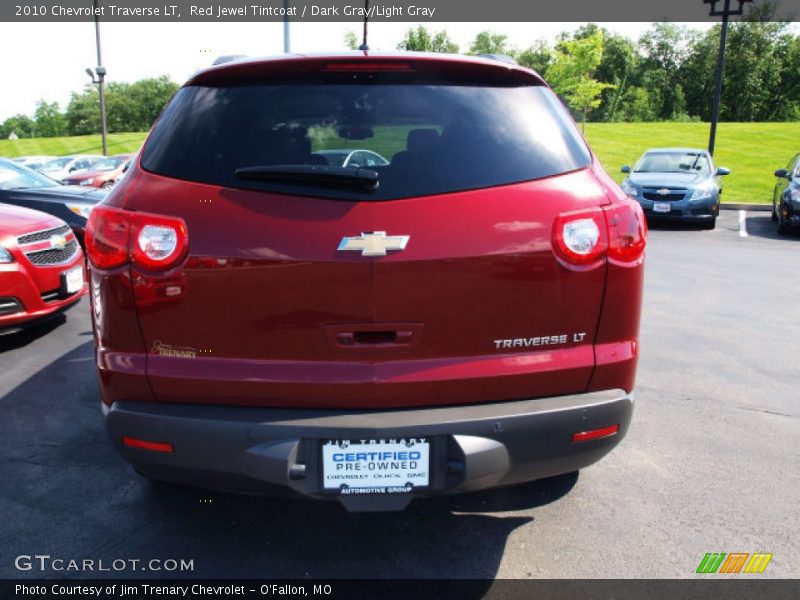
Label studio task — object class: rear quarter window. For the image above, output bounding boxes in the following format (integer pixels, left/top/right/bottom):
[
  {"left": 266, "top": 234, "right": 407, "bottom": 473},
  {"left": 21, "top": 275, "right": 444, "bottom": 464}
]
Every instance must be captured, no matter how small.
[{"left": 141, "top": 81, "right": 591, "bottom": 201}]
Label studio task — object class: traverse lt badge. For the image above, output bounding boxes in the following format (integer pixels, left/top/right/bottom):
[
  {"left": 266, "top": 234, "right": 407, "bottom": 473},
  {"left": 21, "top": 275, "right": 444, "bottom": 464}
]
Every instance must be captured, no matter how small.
[{"left": 338, "top": 232, "right": 410, "bottom": 257}]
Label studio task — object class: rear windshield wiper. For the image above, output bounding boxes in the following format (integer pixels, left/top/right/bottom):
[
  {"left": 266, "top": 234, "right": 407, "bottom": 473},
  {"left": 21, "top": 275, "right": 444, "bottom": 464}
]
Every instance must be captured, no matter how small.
[{"left": 235, "top": 165, "right": 379, "bottom": 191}]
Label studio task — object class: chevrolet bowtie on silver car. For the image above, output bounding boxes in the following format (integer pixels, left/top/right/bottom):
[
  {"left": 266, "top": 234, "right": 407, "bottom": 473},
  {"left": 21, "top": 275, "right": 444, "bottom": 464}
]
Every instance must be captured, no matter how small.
[
  {"left": 620, "top": 148, "right": 730, "bottom": 230},
  {"left": 87, "top": 53, "right": 647, "bottom": 512}
]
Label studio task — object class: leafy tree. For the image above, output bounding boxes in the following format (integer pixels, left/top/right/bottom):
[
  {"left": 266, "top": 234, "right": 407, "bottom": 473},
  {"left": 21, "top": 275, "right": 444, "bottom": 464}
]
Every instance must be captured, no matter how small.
[
  {"left": 65, "top": 87, "right": 100, "bottom": 135},
  {"left": 680, "top": 27, "right": 719, "bottom": 121},
  {"left": 721, "top": 21, "right": 787, "bottom": 121},
  {"left": 344, "top": 30, "right": 359, "bottom": 50},
  {"left": 1, "top": 114, "right": 36, "bottom": 138},
  {"left": 594, "top": 32, "right": 638, "bottom": 121},
  {"left": 65, "top": 76, "right": 178, "bottom": 135},
  {"left": 638, "top": 23, "right": 692, "bottom": 119},
  {"left": 616, "top": 86, "right": 658, "bottom": 122},
  {"left": 125, "top": 76, "right": 179, "bottom": 131},
  {"left": 397, "top": 26, "right": 458, "bottom": 53},
  {"left": 546, "top": 30, "right": 614, "bottom": 130},
  {"left": 468, "top": 31, "right": 509, "bottom": 56},
  {"left": 33, "top": 100, "right": 67, "bottom": 137},
  {"left": 516, "top": 40, "right": 552, "bottom": 76}
]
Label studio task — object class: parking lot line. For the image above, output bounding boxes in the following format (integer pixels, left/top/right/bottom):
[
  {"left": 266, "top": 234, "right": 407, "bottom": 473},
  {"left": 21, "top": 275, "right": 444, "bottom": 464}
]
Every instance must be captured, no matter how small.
[{"left": 739, "top": 210, "right": 748, "bottom": 238}]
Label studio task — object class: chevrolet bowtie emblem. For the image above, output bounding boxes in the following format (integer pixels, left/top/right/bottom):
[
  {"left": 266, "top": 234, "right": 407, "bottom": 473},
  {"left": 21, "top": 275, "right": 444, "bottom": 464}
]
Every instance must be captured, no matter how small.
[
  {"left": 338, "top": 231, "right": 410, "bottom": 257},
  {"left": 49, "top": 234, "right": 67, "bottom": 250},
  {"left": 657, "top": 188, "right": 670, "bottom": 195}
]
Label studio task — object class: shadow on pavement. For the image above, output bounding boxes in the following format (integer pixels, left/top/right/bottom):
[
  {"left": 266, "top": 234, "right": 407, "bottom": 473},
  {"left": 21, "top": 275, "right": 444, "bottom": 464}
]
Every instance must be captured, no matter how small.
[
  {"left": 744, "top": 213, "right": 800, "bottom": 241},
  {"left": 1, "top": 339, "right": 577, "bottom": 582},
  {"left": 0, "top": 314, "right": 67, "bottom": 353}
]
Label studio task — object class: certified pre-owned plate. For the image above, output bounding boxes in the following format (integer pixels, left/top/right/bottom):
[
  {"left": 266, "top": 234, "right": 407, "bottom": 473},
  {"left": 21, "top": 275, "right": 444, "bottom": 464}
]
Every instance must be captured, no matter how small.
[
  {"left": 63, "top": 266, "right": 84, "bottom": 294},
  {"left": 321, "top": 438, "right": 430, "bottom": 495},
  {"left": 653, "top": 202, "right": 671, "bottom": 213}
]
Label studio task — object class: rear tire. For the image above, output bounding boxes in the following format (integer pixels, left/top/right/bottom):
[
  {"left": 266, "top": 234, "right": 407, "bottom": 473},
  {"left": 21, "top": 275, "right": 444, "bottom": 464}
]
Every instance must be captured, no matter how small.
[{"left": 771, "top": 201, "right": 778, "bottom": 222}]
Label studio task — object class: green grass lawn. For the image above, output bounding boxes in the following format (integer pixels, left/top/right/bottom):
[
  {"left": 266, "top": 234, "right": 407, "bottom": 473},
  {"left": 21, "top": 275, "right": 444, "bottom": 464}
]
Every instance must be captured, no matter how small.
[
  {"left": 585, "top": 122, "right": 799, "bottom": 204},
  {"left": 0, "top": 132, "right": 147, "bottom": 159},
  {"left": 1, "top": 122, "right": 797, "bottom": 203}
]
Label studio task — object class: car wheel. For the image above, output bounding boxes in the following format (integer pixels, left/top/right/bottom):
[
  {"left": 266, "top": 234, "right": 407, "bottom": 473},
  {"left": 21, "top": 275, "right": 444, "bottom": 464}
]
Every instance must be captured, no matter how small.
[
  {"left": 101, "top": 181, "right": 114, "bottom": 189},
  {"left": 771, "top": 200, "right": 778, "bottom": 222},
  {"left": 777, "top": 205, "right": 791, "bottom": 235},
  {"left": 702, "top": 216, "right": 716, "bottom": 230}
]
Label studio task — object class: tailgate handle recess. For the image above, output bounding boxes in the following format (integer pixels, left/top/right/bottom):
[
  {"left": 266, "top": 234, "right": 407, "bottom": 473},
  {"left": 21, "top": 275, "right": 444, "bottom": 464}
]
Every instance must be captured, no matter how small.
[
  {"left": 338, "top": 330, "right": 413, "bottom": 347},
  {"left": 326, "top": 323, "right": 424, "bottom": 351}
]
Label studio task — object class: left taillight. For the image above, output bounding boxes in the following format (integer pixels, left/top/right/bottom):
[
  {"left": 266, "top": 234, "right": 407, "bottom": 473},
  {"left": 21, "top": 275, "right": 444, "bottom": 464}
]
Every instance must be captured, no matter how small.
[
  {"left": 86, "top": 205, "right": 188, "bottom": 271},
  {"left": 552, "top": 207, "right": 608, "bottom": 266}
]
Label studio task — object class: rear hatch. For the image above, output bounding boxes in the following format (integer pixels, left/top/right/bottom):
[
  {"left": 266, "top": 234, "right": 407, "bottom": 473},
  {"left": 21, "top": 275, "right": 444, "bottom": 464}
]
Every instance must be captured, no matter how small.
[{"left": 123, "top": 56, "right": 610, "bottom": 409}]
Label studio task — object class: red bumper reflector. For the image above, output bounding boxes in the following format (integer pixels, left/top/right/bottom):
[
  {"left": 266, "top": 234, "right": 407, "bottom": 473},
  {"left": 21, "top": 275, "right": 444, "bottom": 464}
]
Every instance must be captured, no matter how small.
[
  {"left": 571, "top": 424, "right": 619, "bottom": 443},
  {"left": 122, "top": 436, "right": 174, "bottom": 453}
]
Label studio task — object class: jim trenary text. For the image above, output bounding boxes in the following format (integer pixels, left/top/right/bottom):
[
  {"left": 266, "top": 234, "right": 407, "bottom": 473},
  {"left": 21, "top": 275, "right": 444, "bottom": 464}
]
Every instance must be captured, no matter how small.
[{"left": 16, "top": 584, "right": 333, "bottom": 597}]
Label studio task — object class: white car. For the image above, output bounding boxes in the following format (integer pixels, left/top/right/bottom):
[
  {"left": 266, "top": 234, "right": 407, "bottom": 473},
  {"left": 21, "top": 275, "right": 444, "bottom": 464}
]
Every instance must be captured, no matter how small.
[
  {"left": 38, "top": 155, "right": 104, "bottom": 182},
  {"left": 12, "top": 155, "right": 56, "bottom": 170}
]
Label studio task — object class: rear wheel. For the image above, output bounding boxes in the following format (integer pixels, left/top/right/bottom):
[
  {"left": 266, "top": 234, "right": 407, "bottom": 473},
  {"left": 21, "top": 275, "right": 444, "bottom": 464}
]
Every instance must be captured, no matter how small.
[{"left": 771, "top": 200, "right": 778, "bottom": 222}]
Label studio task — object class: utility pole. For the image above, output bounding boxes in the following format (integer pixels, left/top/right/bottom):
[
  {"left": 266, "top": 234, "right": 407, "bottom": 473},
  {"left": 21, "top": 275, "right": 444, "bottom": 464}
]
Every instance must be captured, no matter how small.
[
  {"left": 93, "top": 0, "right": 108, "bottom": 156},
  {"left": 704, "top": 0, "right": 751, "bottom": 157},
  {"left": 283, "top": 0, "right": 290, "bottom": 52}
]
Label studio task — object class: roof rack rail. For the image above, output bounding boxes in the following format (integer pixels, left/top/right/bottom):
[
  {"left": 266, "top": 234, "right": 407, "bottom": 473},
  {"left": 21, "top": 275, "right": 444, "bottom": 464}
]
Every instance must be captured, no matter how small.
[
  {"left": 477, "top": 54, "right": 518, "bottom": 66},
  {"left": 212, "top": 55, "right": 247, "bottom": 66}
]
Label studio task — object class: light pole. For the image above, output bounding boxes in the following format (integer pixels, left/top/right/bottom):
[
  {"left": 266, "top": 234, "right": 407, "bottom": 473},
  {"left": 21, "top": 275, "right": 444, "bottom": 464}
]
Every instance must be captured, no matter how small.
[
  {"left": 86, "top": 0, "right": 108, "bottom": 155},
  {"left": 283, "top": 0, "right": 290, "bottom": 52},
  {"left": 703, "top": 0, "right": 752, "bottom": 157}
]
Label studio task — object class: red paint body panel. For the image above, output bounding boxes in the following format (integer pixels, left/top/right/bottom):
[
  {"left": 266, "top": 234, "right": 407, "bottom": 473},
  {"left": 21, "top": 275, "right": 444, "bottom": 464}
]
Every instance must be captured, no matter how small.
[{"left": 89, "top": 53, "right": 644, "bottom": 412}]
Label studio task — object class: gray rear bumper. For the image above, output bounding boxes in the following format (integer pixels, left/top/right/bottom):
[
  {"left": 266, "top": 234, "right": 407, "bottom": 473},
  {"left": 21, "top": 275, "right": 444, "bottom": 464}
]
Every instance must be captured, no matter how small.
[{"left": 103, "top": 389, "right": 633, "bottom": 512}]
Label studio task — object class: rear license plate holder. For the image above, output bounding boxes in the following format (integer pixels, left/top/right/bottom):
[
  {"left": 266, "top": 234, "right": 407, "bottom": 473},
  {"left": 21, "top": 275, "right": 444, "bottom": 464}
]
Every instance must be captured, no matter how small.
[{"left": 320, "top": 438, "right": 431, "bottom": 495}]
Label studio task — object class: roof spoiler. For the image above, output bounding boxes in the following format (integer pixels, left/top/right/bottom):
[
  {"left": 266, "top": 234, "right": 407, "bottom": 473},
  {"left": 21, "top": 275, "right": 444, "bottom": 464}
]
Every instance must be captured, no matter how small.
[
  {"left": 212, "top": 55, "right": 247, "bottom": 66},
  {"left": 477, "top": 54, "right": 518, "bottom": 66}
]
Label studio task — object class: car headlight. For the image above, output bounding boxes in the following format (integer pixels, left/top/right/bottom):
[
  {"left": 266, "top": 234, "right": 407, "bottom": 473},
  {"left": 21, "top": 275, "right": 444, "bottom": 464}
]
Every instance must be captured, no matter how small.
[
  {"left": 66, "top": 202, "right": 95, "bottom": 219},
  {"left": 689, "top": 187, "right": 714, "bottom": 202},
  {"left": 621, "top": 180, "right": 639, "bottom": 197},
  {"left": 789, "top": 188, "right": 800, "bottom": 203},
  {"left": 0, "top": 247, "right": 13, "bottom": 263},
  {"left": 79, "top": 178, "right": 94, "bottom": 186}
]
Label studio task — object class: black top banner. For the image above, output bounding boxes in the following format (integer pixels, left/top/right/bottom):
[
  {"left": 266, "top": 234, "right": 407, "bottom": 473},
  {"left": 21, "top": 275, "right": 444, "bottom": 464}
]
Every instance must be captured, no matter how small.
[{"left": 2, "top": 0, "right": 798, "bottom": 23}]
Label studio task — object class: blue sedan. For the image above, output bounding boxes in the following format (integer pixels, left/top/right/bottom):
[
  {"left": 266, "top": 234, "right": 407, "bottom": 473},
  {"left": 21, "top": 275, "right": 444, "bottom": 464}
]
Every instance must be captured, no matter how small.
[{"left": 620, "top": 148, "right": 730, "bottom": 230}]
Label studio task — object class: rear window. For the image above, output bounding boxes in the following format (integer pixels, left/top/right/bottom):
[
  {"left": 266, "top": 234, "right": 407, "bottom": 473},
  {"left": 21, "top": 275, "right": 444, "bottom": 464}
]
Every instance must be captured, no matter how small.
[{"left": 141, "top": 82, "right": 591, "bottom": 201}]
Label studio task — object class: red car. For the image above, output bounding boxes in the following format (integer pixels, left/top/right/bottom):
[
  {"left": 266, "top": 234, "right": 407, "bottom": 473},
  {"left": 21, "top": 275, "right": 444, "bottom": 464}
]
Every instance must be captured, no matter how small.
[
  {"left": 61, "top": 154, "right": 132, "bottom": 189},
  {"left": 86, "top": 53, "right": 646, "bottom": 512},
  {"left": 0, "top": 203, "right": 87, "bottom": 334}
]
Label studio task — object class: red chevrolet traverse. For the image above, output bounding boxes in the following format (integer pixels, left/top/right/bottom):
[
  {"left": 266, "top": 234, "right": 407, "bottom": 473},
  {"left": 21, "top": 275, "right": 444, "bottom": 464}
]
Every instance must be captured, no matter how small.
[{"left": 86, "top": 53, "right": 646, "bottom": 512}]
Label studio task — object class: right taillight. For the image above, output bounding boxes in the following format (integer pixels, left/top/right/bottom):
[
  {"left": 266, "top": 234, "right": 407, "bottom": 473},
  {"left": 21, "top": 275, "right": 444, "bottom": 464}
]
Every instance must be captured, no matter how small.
[
  {"left": 604, "top": 201, "right": 647, "bottom": 264},
  {"left": 86, "top": 205, "right": 188, "bottom": 272},
  {"left": 553, "top": 201, "right": 646, "bottom": 267}
]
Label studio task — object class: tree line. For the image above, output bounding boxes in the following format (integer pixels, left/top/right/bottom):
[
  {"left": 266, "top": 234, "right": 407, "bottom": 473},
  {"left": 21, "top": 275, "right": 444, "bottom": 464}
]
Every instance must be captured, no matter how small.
[
  {"left": 0, "top": 76, "right": 179, "bottom": 139},
  {"left": 3, "top": 16, "right": 798, "bottom": 140},
  {"left": 349, "top": 18, "right": 800, "bottom": 125}
]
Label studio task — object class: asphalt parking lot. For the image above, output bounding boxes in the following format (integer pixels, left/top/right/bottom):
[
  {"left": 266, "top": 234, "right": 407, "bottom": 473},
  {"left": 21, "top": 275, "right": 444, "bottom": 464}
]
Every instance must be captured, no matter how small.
[{"left": 1, "top": 211, "right": 798, "bottom": 580}]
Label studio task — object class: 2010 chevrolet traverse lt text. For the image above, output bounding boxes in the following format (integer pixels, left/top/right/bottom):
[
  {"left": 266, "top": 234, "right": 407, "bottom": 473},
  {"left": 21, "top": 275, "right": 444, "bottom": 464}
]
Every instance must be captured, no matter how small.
[{"left": 86, "top": 53, "right": 646, "bottom": 512}]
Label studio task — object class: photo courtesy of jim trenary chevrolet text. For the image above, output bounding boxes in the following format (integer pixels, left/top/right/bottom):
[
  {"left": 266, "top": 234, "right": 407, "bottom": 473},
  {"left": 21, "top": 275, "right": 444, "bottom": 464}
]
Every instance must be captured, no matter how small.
[{"left": 0, "top": 0, "right": 798, "bottom": 597}]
